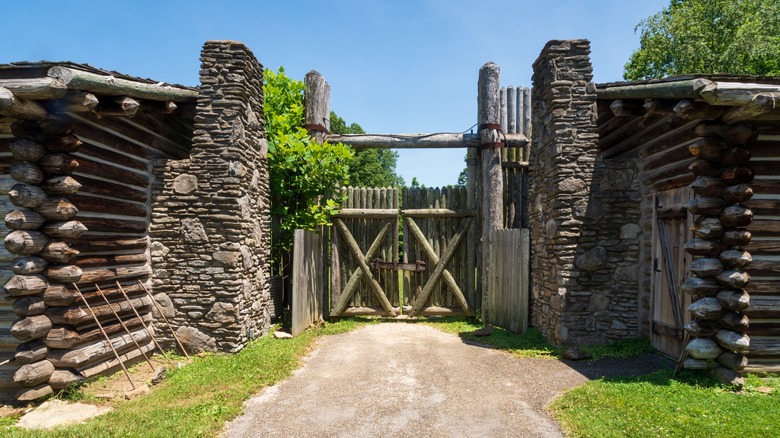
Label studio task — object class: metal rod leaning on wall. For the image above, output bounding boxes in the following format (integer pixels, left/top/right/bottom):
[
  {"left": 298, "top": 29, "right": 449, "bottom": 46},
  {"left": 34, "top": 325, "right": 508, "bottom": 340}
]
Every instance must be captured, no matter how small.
[
  {"left": 72, "top": 283, "right": 136, "bottom": 390},
  {"left": 95, "top": 284, "right": 156, "bottom": 372},
  {"left": 116, "top": 281, "right": 174, "bottom": 367},
  {"left": 138, "top": 280, "right": 190, "bottom": 360}
]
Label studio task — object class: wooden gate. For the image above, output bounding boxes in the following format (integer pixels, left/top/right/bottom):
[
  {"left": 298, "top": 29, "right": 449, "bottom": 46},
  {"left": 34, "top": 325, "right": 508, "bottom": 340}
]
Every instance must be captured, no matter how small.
[
  {"left": 651, "top": 186, "right": 694, "bottom": 357},
  {"left": 329, "top": 186, "right": 476, "bottom": 317}
]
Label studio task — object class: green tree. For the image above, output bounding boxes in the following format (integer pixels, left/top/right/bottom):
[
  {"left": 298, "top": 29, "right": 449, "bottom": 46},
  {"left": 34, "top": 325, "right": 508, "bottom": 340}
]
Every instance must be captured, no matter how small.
[
  {"left": 624, "top": 0, "right": 780, "bottom": 80},
  {"left": 331, "top": 112, "right": 405, "bottom": 187},
  {"left": 264, "top": 67, "right": 352, "bottom": 257}
]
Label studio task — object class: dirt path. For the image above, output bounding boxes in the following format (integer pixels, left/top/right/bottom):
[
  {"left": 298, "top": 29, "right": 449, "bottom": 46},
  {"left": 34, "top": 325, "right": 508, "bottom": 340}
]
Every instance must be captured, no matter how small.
[{"left": 223, "top": 323, "right": 668, "bottom": 438}]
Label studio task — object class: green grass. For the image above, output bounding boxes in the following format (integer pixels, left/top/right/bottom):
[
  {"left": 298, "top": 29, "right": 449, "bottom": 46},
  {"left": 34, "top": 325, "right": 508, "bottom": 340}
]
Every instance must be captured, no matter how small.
[
  {"left": 2, "top": 319, "right": 369, "bottom": 438},
  {"left": 422, "top": 317, "right": 653, "bottom": 360},
  {"left": 551, "top": 369, "right": 780, "bottom": 437}
]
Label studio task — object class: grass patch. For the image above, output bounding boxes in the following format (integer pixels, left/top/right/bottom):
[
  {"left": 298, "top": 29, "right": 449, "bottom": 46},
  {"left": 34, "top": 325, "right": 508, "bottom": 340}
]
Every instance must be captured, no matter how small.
[
  {"left": 422, "top": 317, "right": 653, "bottom": 360},
  {"left": 551, "top": 369, "right": 780, "bottom": 437},
  {"left": 2, "top": 319, "right": 369, "bottom": 438}
]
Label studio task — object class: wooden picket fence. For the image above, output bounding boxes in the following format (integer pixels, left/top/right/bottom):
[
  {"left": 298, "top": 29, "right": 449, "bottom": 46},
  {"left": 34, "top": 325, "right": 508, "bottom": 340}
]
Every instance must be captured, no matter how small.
[
  {"left": 483, "top": 228, "right": 530, "bottom": 333},
  {"left": 500, "top": 85, "right": 530, "bottom": 229}
]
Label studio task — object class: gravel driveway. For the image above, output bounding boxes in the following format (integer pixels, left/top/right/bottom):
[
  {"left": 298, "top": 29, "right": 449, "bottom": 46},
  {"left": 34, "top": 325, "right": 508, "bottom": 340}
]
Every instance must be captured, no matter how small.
[{"left": 223, "top": 323, "right": 668, "bottom": 438}]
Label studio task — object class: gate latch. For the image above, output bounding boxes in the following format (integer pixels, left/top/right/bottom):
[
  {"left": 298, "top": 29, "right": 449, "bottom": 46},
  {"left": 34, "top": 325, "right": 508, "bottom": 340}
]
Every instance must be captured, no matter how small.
[{"left": 370, "top": 259, "right": 426, "bottom": 272}]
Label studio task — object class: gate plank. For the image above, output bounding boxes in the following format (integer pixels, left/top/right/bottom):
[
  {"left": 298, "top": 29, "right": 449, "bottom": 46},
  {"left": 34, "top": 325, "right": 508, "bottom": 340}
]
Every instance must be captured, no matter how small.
[
  {"left": 332, "top": 219, "right": 397, "bottom": 316},
  {"left": 406, "top": 216, "right": 473, "bottom": 316}
]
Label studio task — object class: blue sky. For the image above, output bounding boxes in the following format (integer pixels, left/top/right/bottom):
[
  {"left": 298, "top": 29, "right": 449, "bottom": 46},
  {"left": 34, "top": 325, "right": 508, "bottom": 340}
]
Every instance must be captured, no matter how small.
[{"left": 1, "top": 0, "right": 667, "bottom": 187}]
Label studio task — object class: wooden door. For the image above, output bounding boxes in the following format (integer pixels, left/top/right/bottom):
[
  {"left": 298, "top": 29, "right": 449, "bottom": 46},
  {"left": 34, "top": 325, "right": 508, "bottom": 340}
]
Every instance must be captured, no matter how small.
[{"left": 651, "top": 186, "right": 694, "bottom": 358}]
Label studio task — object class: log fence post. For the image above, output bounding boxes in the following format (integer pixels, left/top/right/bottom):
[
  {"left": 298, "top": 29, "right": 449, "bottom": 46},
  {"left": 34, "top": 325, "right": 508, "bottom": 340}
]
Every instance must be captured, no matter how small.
[{"left": 477, "top": 62, "right": 504, "bottom": 320}]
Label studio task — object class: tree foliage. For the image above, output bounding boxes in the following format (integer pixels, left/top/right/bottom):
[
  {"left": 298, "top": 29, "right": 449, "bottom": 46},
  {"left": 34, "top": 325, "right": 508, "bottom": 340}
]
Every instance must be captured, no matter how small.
[
  {"left": 331, "top": 112, "right": 405, "bottom": 187},
  {"left": 264, "top": 67, "right": 352, "bottom": 254},
  {"left": 624, "top": 0, "right": 780, "bottom": 80}
]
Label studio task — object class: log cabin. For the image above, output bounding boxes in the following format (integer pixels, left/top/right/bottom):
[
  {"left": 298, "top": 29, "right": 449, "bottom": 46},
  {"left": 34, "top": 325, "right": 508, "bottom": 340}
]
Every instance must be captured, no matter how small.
[
  {"left": 595, "top": 75, "right": 780, "bottom": 380},
  {"left": 529, "top": 40, "right": 780, "bottom": 385},
  {"left": 0, "top": 40, "right": 272, "bottom": 402}
]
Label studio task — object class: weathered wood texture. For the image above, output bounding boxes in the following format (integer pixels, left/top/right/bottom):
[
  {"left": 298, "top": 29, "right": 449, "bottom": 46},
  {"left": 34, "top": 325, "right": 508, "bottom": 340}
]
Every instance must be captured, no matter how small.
[
  {"left": 325, "top": 132, "right": 528, "bottom": 149},
  {"left": 304, "top": 71, "right": 330, "bottom": 143},
  {"left": 499, "top": 85, "right": 530, "bottom": 229},
  {"left": 0, "top": 79, "right": 194, "bottom": 401},
  {"left": 291, "top": 228, "right": 325, "bottom": 337},
  {"left": 741, "top": 125, "right": 780, "bottom": 369},
  {"left": 483, "top": 228, "right": 530, "bottom": 333},
  {"left": 332, "top": 187, "right": 399, "bottom": 312},
  {"left": 402, "top": 186, "right": 474, "bottom": 313},
  {"left": 651, "top": 186, "right": 694, "bottom": 358}
]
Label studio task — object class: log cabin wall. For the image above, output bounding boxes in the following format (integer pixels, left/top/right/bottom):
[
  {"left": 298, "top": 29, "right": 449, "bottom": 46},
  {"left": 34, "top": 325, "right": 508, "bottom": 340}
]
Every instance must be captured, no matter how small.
[
  {"left": 0, "top": 65, "right": 198, "bottom": 401},
  {"left": 529, "top": 40, "right": 643, "bottom": 346},
  {"left": 596, "top": 75, "right": 780, "bottom": 381},
  {"left": 148, "top": 41, "right": 271, "bottom": 354}
]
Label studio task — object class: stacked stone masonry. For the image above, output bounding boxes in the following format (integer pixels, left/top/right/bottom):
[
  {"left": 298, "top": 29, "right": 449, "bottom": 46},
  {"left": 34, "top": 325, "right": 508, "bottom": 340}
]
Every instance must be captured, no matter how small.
[
  {"left": 149, "top": 41, "right": 271, "bottom": 353},
  {"left": 529, "top": 40, "right": 642, "bottom": 345}
]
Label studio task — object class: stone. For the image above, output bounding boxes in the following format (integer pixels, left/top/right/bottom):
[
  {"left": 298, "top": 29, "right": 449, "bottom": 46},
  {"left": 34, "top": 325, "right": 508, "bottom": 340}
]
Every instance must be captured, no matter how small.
[
  {"left": 228, "top": 161, "right": 246, "bottom": 177},
  {"left": 180, "top": 218, "right": 209, "bottom": 243},
  {"left": 610, "top": 320, "right": 627, "bottom": 330},
  {"left": 472, "top": 325, "right": 494, "bottom": 337},
  {"left": 172, "top": 174, "right": 198, "bottom": 195},
  {"left": 563, "top": 347, "right": 592, "bottom": 361},
  {"left": 207, "top": 302, "right": 238, "bottom": 324},
  {"left": 557, "top": 177, "right": 586, "bottom": 193},
  {"left": 152, "top": 293, "right": 176, "bottom": 319},
  {"left": 17, "top": 400, "right": 112, "bottom": 430},
  {"left": 176, "top": 326, "right": 217, "bottom": 353},
  {"left": 710, "top": 367, "right": 744, "bottom": 387},
  {"left": 587, "top": 294, "right": 610, "bottom": 311},
  {"left": 620, "top": 223, "right": 641, "bottom": 239},
  {"left": 150, "top": 241, "right": 170, "bottom": 257},
  {"left": 575, "top": 246, "right": 606, "bottom": 271},
  {"left": 213, "top": 251, "right": 240, "bottom": 267},
  {"left": 151, "top": 366, "right": 167, "bottom": 385},
  {"left": 613, "top": 264, "right": 639, "bottom": 282},
  {"left": 274, "top": 331, "right": 293, "bottom": 339},
  {"left": 240, "top": 245, "right": 253, "bottom": 269}
]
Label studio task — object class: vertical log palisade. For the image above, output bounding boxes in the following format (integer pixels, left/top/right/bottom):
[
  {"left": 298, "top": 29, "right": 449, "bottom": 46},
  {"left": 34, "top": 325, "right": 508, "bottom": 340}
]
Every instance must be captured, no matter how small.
[
  {"left": 595, "top": 76, "right": 780, "bottom": 383},
  {"left": 0, "top": 62, "right": 197, "bottom": 401}
]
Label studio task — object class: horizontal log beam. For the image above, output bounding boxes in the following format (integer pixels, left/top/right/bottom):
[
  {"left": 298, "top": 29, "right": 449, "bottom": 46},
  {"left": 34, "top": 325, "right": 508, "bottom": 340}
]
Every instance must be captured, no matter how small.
[
  {"left": 45, "top": 312, "right": 152, "bottom": 349},
  {"left": 401, "top": 209, "right": 476, "bottom": 218},
  {"left": 0, "top": 78, "right": 68, "bottom": 100},
  {"left": 699, "top": 81, "right": 780, "bottom": 106},
  {"left": 596, "top": 79, "right": 711, "bottom": 100},
  {"left": 78, "top": 338, "right": 154, "bottom": 379},
  {"left": 48, "top": 294, "right": 151, "bottom": 325},
  {"left": 48, "top": 67, "right": 198, "bottom": 102},
  {"left": 0, "top": 86, "right": 48, "bottom": 120},
  {"left": 332, "top": 209, "right": 397, "bottom": 219},
  {"left": 325, "top": 132, "right": 528, "bottom": 149},
  {"left": 47, "top": 326, "right": 150, "bottom": 368}
]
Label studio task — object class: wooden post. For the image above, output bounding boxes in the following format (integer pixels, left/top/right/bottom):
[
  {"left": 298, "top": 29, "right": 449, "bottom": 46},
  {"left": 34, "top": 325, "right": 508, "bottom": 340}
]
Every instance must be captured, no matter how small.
[
  {"left": 507, "top": 86, "right": 516, "bottom": 134},
  {"left": 466, "top": 148, "right": 478, "bottom": 310},
  {"left": 499, "top": 86, "right": 507, "bottom": 133},
  {"left": 478, "top": 62, "right": 504, "bottom": 321},
  {"left": 522, "top": 87, "right": 532, "bottom": 155},
  {"left": 303, "top": 70, "right": 330, "bottom": 321},
  {"left": 516, "top": 87, "right": 523, "bottom": 136},
  {"left": 304, "top": 70, "right": 330, "bottom": 143}
]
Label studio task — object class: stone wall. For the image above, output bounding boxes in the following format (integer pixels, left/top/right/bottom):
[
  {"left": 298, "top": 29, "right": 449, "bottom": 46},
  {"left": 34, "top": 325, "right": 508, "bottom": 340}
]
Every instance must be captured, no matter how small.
[
  {"left": 529, "top": 40, "right": 642, "bottom": 345},
  {"left": 149, "top": 41, "right": 270, "bottom": 353}
]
